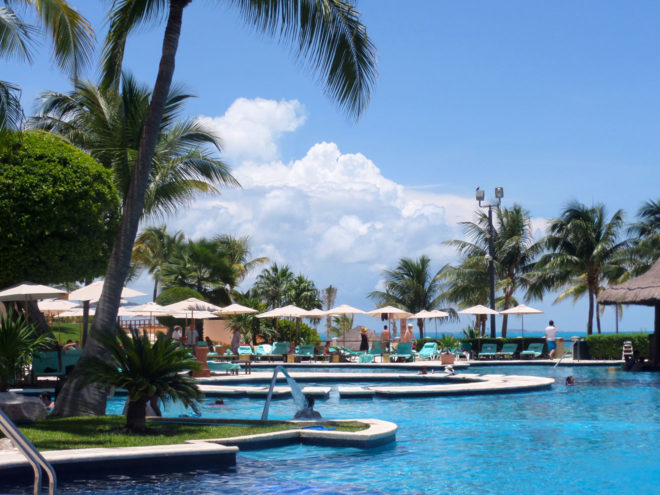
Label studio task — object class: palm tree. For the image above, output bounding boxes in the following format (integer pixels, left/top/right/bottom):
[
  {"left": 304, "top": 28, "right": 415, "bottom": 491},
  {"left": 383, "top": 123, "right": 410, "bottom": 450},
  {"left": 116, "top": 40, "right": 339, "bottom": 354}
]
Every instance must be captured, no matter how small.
[
  {"left": 160, "top": 238, "right": 235, "bottom": 304},
  {"left": 254, "top": 263, "right": 295, "bottom": 309},
  {"left": 227, "top": 290, "right": 272, "bottom": 345},
  {"left": 56, "top": 0, "right": 376, "bottom": 416},
  {"left": 132, "top": 226, "right": 185, "bottom": 300},
  {"left": 214, "top": 234, "right": 268, "bottom": 289},
  {"left": 76, "top": 328, "right": 202, "bottom": 432},
  {"left": 0, "top": 1, "right": 93, "bottom": 131},
  {"left": 369, "top": 256, "right": 447, "bottom": 339},
  {"left": 445, "top": 205, "right": 542, "bottom": 337},
  {"left": 625, "top": 199, "right": 660, "bottom": 276},
  {"left": 330, "top": 314, "right": 354, "bottom": 344},
  {"left": 31, "top": 75, "right": 239, "bottom": 219},
  {"left": 529, "top": 202, "right": 629, "bottom": 334},
  {"left": 286, "top": 275, "right": 322, "bottom": 310}
]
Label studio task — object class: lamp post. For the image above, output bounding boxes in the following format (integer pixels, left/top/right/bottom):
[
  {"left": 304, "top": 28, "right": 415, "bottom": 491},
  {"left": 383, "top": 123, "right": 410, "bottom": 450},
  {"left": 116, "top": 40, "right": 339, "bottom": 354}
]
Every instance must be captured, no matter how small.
[{"left": 476, "top": 186, "right": 503, "bottom": 338}]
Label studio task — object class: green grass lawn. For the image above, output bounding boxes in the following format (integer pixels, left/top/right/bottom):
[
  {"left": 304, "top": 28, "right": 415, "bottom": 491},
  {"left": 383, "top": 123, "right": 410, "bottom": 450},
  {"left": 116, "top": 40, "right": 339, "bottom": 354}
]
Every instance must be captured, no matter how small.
[
  {"left": 17, "top": 416, "right": 366, "bottom": 450},
  {"left": 49, "top": 322, "right": 82, "bottom": 345}
]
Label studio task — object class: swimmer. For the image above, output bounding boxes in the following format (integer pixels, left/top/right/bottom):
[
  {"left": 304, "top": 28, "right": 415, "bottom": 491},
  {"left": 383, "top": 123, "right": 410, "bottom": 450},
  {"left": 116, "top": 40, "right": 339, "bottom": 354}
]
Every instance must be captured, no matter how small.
[{"left": 565, "top": 376, "right": 575, "bottom": 386}]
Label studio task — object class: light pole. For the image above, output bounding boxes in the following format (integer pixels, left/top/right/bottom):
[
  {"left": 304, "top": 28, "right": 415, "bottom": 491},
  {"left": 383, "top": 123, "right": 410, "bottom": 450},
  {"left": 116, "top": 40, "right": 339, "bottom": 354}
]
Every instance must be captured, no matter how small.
[{"left": 476, "top": 186, "right": 503, "bottom": 338}]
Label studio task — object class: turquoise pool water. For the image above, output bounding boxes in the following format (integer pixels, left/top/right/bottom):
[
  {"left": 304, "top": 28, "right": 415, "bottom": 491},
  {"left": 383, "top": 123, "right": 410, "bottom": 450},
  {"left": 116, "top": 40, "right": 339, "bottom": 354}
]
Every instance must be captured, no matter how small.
[{"left": 10, "top": 366, "right": 660, "bottom": 493}]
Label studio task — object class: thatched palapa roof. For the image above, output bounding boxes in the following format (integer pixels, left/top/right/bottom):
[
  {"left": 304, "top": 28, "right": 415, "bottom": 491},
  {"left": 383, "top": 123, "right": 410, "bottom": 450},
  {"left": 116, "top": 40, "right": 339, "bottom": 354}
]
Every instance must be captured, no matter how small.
[{"left": 598, "top": 258, "right": 660, "bottom": 306}]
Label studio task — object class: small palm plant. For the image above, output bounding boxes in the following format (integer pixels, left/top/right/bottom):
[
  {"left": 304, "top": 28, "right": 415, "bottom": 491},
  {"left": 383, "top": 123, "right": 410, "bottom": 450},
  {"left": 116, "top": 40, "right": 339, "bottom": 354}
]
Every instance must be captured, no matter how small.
[
  {"left": 0, "top": 309, "right": 54, "bottom": 392},
  {"left": 77, "top": 328, "right": 202, "bottom": 432}
]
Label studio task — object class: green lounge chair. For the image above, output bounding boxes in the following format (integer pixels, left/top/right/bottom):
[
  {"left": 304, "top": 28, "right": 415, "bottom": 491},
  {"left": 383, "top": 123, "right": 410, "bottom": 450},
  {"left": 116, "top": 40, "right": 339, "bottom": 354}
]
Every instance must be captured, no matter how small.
[
  {"left": 253, "top": 344, "right": 272, "bottom": 360},
  {"left": 61, "top": 349, "right": 82, "bottom": 370},
  {"left": 478, "top": 343, "right": 498, "bottom": 360},
  {"left": 455, "top": 342, "right": 473, "bottom": 360},
  {"left": 369, "top": 341, "right": 384, "bottom": 356},
  {"left": 339, "top": 347, "right": 362, "bottom": 362},
  {"left": 207, "top": 361, "right": 241, "bottom": 375},
  {"left": 496, "top": 343, "right": 518, "bottom": 359},
  {"left": 520, "top": 343, "right": 544, "bottom": 359},
  {"left": 391, "top": 342, "right": 414, "bottom": 362},
  {"left": 237, "top": 345, "right": 253, "bottom": 356},
  {"left": 269, "top": 342, "right": 291, "bottom": 361},
  {"left": 295, "top": 344, "right": 315, "bottom": 360},
  {"left": 417, "top": 342, "right": 438, "bottom": 360},
  {"left": 32, "top": 351, "right": 63, "bottom": 378}
]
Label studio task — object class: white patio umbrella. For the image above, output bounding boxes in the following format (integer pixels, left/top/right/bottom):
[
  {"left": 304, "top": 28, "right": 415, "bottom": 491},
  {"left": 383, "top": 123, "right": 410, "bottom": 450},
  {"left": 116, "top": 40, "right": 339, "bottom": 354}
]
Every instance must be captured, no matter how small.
[
  {"left": 38, "top": 299, "right": 80, "bottom": 315},
  {"left": 256, "top": 304, "right": 308, "bottom": 345},
  {"left": 499, "top": 304, "right": 543, "bottom": 342},
  {"left": 68, "top": 281, "right": 146, "bottom": 302},
  {"left": 126, "top": 302, "right": 169, "bottom": 338},
  {"left": 162, "top": 298, "right": 224, "bottom": 345},
  {"left": 413, "top": 309, "right": 450, "bottom": 339},
  {"left": 367, "top": 305, "right": 412, "bottom": 339},
  {"left": 214, "top": 303, "right": 258, "bottom": 315},
  {"left": 325, "top": 304, "right": 365, "bottom": 346},
  {"left": 458, "top": 305, "right": 499, "bottom": 337},
  {"left": 0, "top": 282, "right": 67, "bottom": 302}
]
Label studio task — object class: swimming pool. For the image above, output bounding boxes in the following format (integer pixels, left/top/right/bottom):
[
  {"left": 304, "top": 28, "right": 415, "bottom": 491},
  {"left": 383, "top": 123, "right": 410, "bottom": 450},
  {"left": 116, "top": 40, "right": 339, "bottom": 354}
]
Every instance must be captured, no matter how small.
[{"left": 9, "top": 365, "right": 660, "bottom": 494}]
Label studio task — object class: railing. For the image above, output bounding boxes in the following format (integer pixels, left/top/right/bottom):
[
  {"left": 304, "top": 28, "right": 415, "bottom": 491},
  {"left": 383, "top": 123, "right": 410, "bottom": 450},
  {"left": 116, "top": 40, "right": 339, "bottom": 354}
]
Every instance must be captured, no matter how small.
[{"left": 0, "top": 407, "right": 57, "bottom": 495}]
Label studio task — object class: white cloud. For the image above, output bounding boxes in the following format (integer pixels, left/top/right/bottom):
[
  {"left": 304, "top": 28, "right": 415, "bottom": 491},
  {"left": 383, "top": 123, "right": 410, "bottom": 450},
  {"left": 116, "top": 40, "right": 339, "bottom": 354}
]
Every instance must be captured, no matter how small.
[{"left": 166, "top": 98, "right": 480, "bottom": 308}]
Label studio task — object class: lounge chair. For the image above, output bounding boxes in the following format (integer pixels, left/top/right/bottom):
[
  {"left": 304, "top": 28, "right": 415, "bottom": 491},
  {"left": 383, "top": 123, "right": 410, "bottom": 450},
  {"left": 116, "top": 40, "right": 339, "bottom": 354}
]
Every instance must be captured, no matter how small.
[
  {"left": 32, "top": 351, "right": 64, "bottom": 379},
  {"left": 237, "top": 345, "right": 253, "bottom": 356},
  {"left": 207, "top": 361, "right": 241, "bottom": 375},
  {"left": 294, "top": 344, "right": 315, "bottom": 360},
  {"left": 520, "top": 343, "right": 544, "bottom": 359},
  {"left": 496, "top": 343, "right": 518, "bottom": 359},
  {"left": 358, "top": 353, "right": 374, "bottom": 363},
  {"left": 369, "top": 341, "right": 384, "bottom": 357},
  {"left": 269, "top": 342, "right": 290, "bottom": 361},
  {"left": 455, "top": 342, "right": 473, "bottom": 361},
  {"left": 253, "top": 344, "right": 272, "bottom": 360},
  {"left": 391, "top": 342, "right": 414, "bottom": 362},
  {"left": 338, "top": 347, "right": 362, "bottom": 362},
  {"left": 417, "top": 342, "right": 438, "bottom": 360},
  {"left": 478, "top": 343, "right": 498, "bottom": 360}
]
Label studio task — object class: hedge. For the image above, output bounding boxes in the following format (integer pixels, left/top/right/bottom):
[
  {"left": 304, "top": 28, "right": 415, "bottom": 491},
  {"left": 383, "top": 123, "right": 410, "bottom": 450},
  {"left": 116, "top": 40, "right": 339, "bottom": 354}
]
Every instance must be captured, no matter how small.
[{"left": 585, "top": 333, "right": 650, "bottom": 360}]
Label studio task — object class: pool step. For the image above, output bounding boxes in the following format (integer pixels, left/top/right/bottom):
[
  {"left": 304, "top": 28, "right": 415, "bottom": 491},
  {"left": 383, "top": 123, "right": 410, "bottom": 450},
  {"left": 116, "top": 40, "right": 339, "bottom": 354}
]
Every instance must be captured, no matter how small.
[{"left": 338, "top": 387, "right": 375, "bottom": 398}]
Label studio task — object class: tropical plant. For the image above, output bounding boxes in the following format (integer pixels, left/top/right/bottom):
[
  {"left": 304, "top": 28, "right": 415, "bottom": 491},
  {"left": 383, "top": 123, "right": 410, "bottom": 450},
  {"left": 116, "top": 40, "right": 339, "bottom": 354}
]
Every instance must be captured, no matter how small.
[
  {"left": 624, "top": 199, "right": 660, "bottom": 276},
  {"left": 227, "top": 290, "right": 272, "bottom": 345},
  {"left": 438, "top": 334, "right": 460, "bottom": 351},
  {"left": 0, "top": 309, "right": 54, "bottom": 391},
  {"left": 30, "top": 75, "right": 238, "bottom": 219},
  {"left": 529, "top": 202, "right": 629, "bottom": 334},
  {"left": 76, "top": 328, "right": 202, "bottom": 432},
  {"left": 0, "top": 0, "right": 93, "bottom": 132},
  {"left": 369, "top": 255, "right": 449, "bottom": 338},
  {"left": 444, "top": 205, "right": 542, "bottom": 337},
  {"left": 0, "top": 131, "right": 121, "bottom": 288},
  {"left": 330, "top": 315, "right": 354, "bottom": 339},
  {"left": 160, "top": 238, "right": 235, "bottom": 305},
  {"left": 320, "top": 285, "right": 338, "bottom": 339},
  {"left": 286, "top": 275, "right": 322, "bottom": 310},
  {"left": 254, "top": 263, "right": 295, "bottom": 309},
  {"left": 56, "top": 0, "right": 376, "bottom": 417},
  {"left": 132, "top": 226, "right": 185, "bottom": 300},
  {"left": 215, "top": 234, "right": 268, "bottom": 289}
]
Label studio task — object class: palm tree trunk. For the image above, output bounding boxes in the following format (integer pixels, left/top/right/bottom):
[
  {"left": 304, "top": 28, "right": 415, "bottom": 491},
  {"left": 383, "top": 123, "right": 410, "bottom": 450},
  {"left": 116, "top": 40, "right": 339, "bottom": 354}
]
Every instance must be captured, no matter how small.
[
  {"left": 52, "top": 0, "right": 191, "bottom": 417},
  {"left": 587, "top": 287, "right": 594, "bottom": 335},
  {"left": 153, "top": 280, "right": 158, "bottom": 301},
  {"left": 501, "top": 314, "right": 508, "bottom": 338},
  {"left": 126, "top": 398, "right": 148, "bottom": 432},
  {"left": 596, "top": 301, "right": 602, "bottom": 334}
]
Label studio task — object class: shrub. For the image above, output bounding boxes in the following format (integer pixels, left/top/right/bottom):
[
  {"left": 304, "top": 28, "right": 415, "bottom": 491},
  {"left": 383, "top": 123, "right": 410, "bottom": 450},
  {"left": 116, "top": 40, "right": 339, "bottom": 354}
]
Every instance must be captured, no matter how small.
[
  {"left": 585, "top": 333, "right": 650, "bottom": 360},
  {"left": 275, "top": 319, "right": 321, "bottom": 346}
]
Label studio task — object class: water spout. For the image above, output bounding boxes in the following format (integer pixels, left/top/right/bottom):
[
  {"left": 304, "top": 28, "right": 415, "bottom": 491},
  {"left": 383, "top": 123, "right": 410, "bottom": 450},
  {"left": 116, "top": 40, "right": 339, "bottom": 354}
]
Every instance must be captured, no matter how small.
[{"left": 261, "top": 365, "right": 306, "bottom": 421}]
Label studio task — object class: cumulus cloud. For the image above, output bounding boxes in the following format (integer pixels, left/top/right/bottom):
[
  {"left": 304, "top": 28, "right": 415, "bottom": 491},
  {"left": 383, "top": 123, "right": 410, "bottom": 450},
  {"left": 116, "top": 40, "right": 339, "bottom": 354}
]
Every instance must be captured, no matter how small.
[{"left": 166, "top": 98, "right": 479, "bottom": 307}]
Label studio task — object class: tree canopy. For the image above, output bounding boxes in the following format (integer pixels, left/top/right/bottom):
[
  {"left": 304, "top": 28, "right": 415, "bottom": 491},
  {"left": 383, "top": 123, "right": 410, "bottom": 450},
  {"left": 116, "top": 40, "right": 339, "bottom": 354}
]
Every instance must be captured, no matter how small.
[{"left": 0, "top": 131, "right": 120, "bottom": 287}]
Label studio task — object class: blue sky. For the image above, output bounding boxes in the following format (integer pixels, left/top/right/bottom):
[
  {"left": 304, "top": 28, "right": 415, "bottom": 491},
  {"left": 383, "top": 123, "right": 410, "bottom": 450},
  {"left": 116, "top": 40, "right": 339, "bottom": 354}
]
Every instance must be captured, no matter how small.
[{"left": 6, "top": 1, "right": 659, "bottom": 335}]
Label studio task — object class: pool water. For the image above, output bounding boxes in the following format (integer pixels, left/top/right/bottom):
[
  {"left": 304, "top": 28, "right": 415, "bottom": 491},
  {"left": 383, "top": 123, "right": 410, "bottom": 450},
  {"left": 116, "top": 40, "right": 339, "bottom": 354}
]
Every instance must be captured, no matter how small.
[{"left": 10, "top": 366, "right": 660, "bottom": 494}]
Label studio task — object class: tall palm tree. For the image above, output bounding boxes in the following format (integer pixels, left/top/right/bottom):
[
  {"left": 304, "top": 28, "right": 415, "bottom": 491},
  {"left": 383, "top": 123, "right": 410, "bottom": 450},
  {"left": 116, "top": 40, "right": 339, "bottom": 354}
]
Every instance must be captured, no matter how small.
[
  {"left": 0, "top": 0, "right": 93, "bottom": 131},
  {"left": 214, "top": 234, "right": 268, "bottom": 289},
  {"left": 625, "top": 199, "right": 660, "bottom": 276},
  {"left": 369, "top": 256, "right": 447, "bottom": 339},
  {"left": 132, "top": 225, "right": 185, "bottom": 300},
  {"left": 30, "top": 75, "right": 239, "bottom": 219},
  {"left": 286, "top": 275, "right": 322, "bottom": 310},
  {"left": 529, "top": 202, "right": 629, "bottom": 334},
  {"left": 254, "top": 263, "right": 295, "bottom": 309},
  {"left": 56, "top": 0, "right": 376, "bottom": 417},
  {"left": 445, "top": 205, "right": 542, "bottom": 337}
]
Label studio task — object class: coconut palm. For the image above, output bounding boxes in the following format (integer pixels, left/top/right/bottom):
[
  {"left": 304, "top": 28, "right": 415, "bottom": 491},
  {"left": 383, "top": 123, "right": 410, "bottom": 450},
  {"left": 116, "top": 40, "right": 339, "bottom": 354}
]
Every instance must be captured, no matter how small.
[
  {"left": 0, "top": 0, "right": 93, "bottom": 131},
  {"left": 529, "top": 202, "right": 629, "bottom": 334},
  {"left": 214, "top": 234, "right": 268, "bottom": 289},
  {"left": 132, "top": 226, "right": 185, "bottom": 300},
  {"left": 76, "top": 328, "right": 202, "bottom": 432},
  {"left": 0, "top": 309, "right": 53, "bottom": 391},
  {"left": 330, "top": 314, "right": 354, "bottom": 339},
  {"left": 254, "top": 264, "right": 295, "bottom": 309},
  {"left": 445, "top": 205, "right": 542, "bottom": 337},
  {"left": 369, "top": 255, "right": 449, "bottom": 339},
  {"left": 625, "top": 199, "right": 660, "bottom": 276},
  {"left": 30, "top": 75, "right": 238, "bottom": 219},
  {"left": 286, "top": 275, "right": 322, "bottom": 310},
  {"left": 56, "top": 0, "right": 376, "bottom": 416},
  {"left": 227, "top": 290, "right": 272, "bottom": 345}
]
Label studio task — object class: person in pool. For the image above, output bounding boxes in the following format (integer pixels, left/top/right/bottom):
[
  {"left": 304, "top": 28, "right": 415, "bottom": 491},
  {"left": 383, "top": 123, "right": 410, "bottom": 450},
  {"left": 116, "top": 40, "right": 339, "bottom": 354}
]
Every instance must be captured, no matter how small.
[{"left": 294, "top": 395, "right": 322, "bottom": 419}]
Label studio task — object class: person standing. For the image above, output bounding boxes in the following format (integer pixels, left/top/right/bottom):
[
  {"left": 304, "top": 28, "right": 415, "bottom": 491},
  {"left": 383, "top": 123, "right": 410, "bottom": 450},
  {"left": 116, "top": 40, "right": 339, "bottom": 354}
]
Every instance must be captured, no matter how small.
[
  {"left": 231, "top": 326, "right": 242, "bottom": 355},
  {"left": 360, "top": 327, "right": 370, "bottom": 352},
  {"left": 172, "top": 325, "right": 183, "bottom": 343},
  {"left": 381, "top": 325, "right": 391, "bottom": 352},
  {"left": 545, "top": 320, "right": 558, "bottom": 358},
  {"left": 401, "top": 323, "right": 416, "bottom": 347}
]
